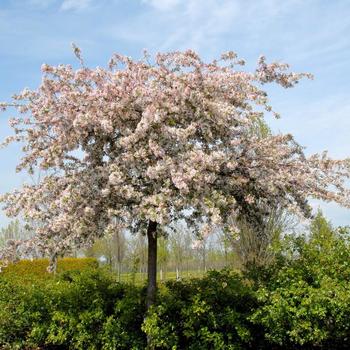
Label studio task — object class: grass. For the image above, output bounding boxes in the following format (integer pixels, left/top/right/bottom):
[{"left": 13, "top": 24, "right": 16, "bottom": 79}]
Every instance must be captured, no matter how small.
[
  {"left": 117, "top": 269, "right": 206, "bottom": 284},
  {"left": 0, "top": 257, "right": 208, "bottom": 286}
]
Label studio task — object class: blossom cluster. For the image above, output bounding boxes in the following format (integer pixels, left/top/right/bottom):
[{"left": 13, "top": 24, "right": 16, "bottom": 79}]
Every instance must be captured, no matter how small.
[{"left": 0, "top": 49, "right": 349, "bottom": 267}]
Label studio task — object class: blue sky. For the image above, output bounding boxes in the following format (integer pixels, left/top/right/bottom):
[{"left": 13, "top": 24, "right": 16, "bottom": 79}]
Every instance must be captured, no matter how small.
[{"left": 0, "top": 0, "right": 350, "bottom": 228}]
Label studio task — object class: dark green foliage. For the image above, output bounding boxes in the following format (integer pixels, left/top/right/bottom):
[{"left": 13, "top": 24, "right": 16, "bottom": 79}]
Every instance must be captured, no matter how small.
[
  {"left": 143, "top": 269, "right": 259, "bottom": 349},
  {"left": 0, "top": 268, "right": 146, "bottom": 349},
  {"left": 250, "top": 212, "right": 350, "bottom": 349},
  {"left": 2, "top": 213, "right": 350, "bottom": 349}
]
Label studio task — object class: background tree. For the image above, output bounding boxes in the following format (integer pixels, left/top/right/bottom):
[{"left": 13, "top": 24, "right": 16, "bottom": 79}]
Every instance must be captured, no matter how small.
[
  {"left": 84, "top": 227, "right": 126, "bottom": 281},
  {"left": 227, "top": 117, "right": 298, "bottom": 268},
  {"left": 192, "top": 229, "right": 210, "bottom": 273},
  {"left": 218, "top": 229, "right": 236, "bottom": 268},
  {"left": 1, "top": 48, "right": 350, "bottom": 310},
  {"left": 0, "top": 219, "right": 37, "bottom": 259},
  {"left": 167, "top": 221, "right": 191, "bottom": 279},
  {"left": 310, "top": 209, "right": 334, "bottom": 240},
  {"left": 231, "top": 208, "right": 297, "bottom": 268},
  {"left": 157, "top": 235, "right": 168, "bottom": 281},
  {"left": 0, "top": 220, "right": 22, "bottom": 248}
]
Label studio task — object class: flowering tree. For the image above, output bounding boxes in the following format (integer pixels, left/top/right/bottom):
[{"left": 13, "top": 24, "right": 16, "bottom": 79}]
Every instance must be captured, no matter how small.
[{"left": 1, "top": 48, "right": 350, "bottom": 308}]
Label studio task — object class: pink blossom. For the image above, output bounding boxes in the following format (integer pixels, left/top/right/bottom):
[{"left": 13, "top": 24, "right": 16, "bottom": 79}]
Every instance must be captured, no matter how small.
[{"left": 0, "top": 48, "right": 349, "bottom": 267}]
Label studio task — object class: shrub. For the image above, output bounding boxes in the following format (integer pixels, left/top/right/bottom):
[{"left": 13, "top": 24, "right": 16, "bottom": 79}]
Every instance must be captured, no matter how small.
[
  {"left": 2, "top": 217, "right": 350, "bottom": 350},
  {"left": 0, "top": 267, "right": 146, "bottom": 349},
  {"left": 250, "top": 213, "right": 350, "bottom": 349},
  {"left": 143, "top": 269, "right": 260, "bottom": 349},
  {"left": 0, "top": 257, "right": 98, "bottom": 284}
]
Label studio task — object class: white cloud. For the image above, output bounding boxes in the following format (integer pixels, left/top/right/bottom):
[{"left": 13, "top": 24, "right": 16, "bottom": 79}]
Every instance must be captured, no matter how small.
[
  {"left": 28, "top": 0, "right": 94, "bottom": 11},
  {"left": 60, "top": 0, "right": 93, "bottom": 11},
  {"left": 135, "top": 0, "right": 306, "bottom": 52},
  {"left": 142, "top": 0, "right": 182, "bottom": 11}
]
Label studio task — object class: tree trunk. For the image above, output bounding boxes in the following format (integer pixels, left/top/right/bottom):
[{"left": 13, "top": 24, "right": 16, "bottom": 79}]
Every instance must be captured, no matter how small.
[
  {"left": 203, "top": 245, "right": 207, "bottom": 273},
  {"left": 108, "top": 254, "right": 113, "bottom": 271},
  {"left": 146, "top": 220, "right": 158, "bottom": 310},
  {"left": 117, "top": 261, "right": 121, "bottom": 283},
  {"left": 140, "top": 265, "right": 143, "bottom": 282}
]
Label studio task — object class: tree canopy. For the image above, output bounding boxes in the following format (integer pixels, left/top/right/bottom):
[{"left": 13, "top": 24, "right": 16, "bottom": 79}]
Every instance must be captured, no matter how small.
[{"left": 0, "top": 49, "right": 349, "bottom": 272}]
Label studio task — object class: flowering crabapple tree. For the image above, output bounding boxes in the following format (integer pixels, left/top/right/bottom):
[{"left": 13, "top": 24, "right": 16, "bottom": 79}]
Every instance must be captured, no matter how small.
[{"left": 1, "top": 47, "right": 350, "bottom": 308}]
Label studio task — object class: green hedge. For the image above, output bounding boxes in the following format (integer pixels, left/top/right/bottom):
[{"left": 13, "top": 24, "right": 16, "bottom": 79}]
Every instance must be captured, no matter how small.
[
  {"left": 1, "top": 218, "right": 350, "bottom": 349},
  {"left": 0, "top": 267, "right": 146, "bottom": 349},
  {"left": 142, "top": 270, "right": 259, "bottom": 350},
  {"left": 0, "top": 267, "right": 258, "bottom": 350},
  {"left": 0, "top": 257, "right": 98, "bottom": 284}
]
